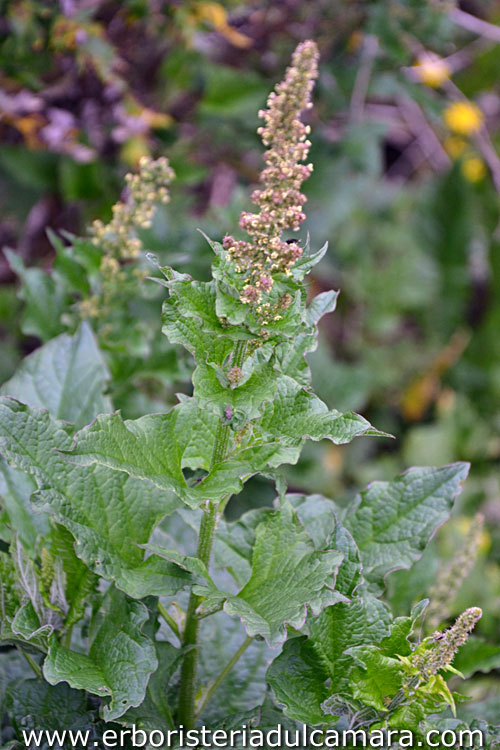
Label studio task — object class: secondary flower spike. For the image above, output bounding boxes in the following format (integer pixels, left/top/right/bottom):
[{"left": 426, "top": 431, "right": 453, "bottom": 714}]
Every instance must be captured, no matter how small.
[
  {"left": 90, "top": 156, "right": 174, "bottom": 260},
  {"left": 414, "top": 607, "right": 482, "bottom": 681},
  {"left": 425, "top": 514, "right": 484, "bottom": 631},
  {"left": 223, "top": 40, "right": 319, "bottom": 305}
]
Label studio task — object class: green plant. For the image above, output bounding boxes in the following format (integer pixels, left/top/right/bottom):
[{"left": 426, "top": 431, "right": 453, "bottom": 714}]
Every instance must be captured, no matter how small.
[{"left": 0, "top": 39, "right": 497, "bottom": 748}]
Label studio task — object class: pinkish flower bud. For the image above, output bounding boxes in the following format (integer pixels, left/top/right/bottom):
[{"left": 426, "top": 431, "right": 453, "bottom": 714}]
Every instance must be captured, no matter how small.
[
  {"left": 241, "top": 284, "right": 261, "bottom": 304},
  {"left": 258, "top": 274, "right": 273, "bottom": 292}
]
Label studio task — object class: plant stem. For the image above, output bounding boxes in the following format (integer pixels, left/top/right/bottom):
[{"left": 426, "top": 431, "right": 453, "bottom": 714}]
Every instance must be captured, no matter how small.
[
  {"left": 177, "top": 501, "right": 218, "bottom": 728},
  {"left": 18, "top": 647, "right": 43, "bottom": 679},
  {"left": 176, "top": 339, "right": 247, "bottom": 728},
  {"left": 196, "top": 635, "right": 254, "bottom": 719},
  {"left": 62, "top": 625, "right": 73, "bottom": 648},
  {"left": 158, "top": 601, "right": 181, "bottom": 640}
]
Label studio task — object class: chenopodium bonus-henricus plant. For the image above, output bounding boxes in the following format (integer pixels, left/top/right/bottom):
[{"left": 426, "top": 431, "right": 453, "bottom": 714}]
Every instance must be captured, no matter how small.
[{"left": 0, "top": 40, "right": 487, "bottom": 740}]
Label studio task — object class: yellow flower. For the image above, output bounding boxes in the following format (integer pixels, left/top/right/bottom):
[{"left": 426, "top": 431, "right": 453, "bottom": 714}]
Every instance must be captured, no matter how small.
[
  {"left": 462, "top": 156, "right": 487, "bottom": 182},
  {"left": 443, "top": 135, "right": 466, "bottom": 159},
  {"left": 415, "top": 55, "right": 450, "bottom": 88},
  {"left": 443, "top": 101, "right": 483, "bottom": 136}
]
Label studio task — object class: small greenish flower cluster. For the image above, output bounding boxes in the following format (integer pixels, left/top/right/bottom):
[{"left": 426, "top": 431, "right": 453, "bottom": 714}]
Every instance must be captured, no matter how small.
[
  {"left": 425, "top": 514, "right": 484, "bottom": 631},
  {"left": 90, "top": 156, "right": 174, "bottom": 260},
  {"left": 413, "top": 607, "right": 482, "bottom": 681},
  {"left": 222, "top": 40, "right": 319, "bottom": 307},
  {"left": 80, "top": 156, "right": 174, "bottom": 323},
  {"left": 79, "top": 295, "right": 101, "bottom": 320},
  {"left": 227, "top": 366, "right": 243, "bottom": 386}
]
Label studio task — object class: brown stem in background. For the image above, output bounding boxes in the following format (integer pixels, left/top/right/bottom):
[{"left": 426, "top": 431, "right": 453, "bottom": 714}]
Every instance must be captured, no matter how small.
[{"left": 398, "top": 96, "right": 451, "bottom": 171}]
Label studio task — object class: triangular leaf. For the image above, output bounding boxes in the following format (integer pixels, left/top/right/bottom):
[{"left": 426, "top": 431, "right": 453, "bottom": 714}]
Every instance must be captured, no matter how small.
[
  {"left": 345, "top": 463, "right": 470, "bottom": 588},
  {"left": 200, "top": 500, "right": 345, "bottom": 647}
]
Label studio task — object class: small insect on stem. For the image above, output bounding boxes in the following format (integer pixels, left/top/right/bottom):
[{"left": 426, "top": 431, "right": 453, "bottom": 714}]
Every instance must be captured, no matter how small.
[{"left": 224, "top": 405, "right": 233, "bottom": 423}]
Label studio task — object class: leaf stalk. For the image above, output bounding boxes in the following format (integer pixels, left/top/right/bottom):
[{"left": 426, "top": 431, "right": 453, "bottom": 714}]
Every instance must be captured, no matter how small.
[
  {"left": 196, "top": 635, "right": 254, "bottom": 719},
  {"left": 18, "top": 646, "right": 43, "bottom": 679},
  {"left": 158, "top": 601, "right": 181, "bottom": 640}
]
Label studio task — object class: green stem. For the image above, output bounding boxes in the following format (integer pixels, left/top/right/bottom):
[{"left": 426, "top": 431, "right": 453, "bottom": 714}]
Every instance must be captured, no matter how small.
[
  {"left": 62, "top": 625, "right": 73, "bottom": 648},
  {"left": 176, "top": 339, "right": 248, "bottom": 728},
  {"left": 177, "top": 502, "right": 218, "bottom": 728},
  {"left": 196, "top": 635, "right": 254, "bottom": 719},
  {"left": 158, "top": 601, "right": 181, "bottom": 640},
  {"left": 18, "top": 647, "right": 43, "bottom": 679},
  {"left": 211, "top": 423, "right": 231, "bottom": 467}
]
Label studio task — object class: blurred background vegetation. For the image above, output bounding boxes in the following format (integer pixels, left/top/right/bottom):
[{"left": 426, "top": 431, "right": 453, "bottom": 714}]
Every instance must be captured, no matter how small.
[{"left": 1, "top": 0, "right": 500, "bottom": 720}]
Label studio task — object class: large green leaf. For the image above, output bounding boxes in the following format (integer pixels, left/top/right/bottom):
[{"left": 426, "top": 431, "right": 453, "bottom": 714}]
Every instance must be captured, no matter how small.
[
  {"left": 196, "top": 500, "right": 345, "bottom": 647},
  {"left": 308, "top": 594, "right": 391, "bottom": 685},
  {"left": 345, "top": 463, "right": 470, "bottom": 587},
  {"left": 259, "top": 376, "right": 387, "bottom": 452},
  {"left": 270, "top": 541, "right": 416, "bottom": 729},
  {"left": 8, "top": 679, "right": 89, "bottom": 740},
  {"left": 118, "top": 641, "right": 182, "bottom": 731},
  {"left": 267, "top": 594, "right": 392, "bottom": 725},
  {"left": 287, "top": 493, "right": 362, "bottom": 596},
  {"left": 215, "top": 493, "right": 360, "bottom": 596},
  {"left": 347, "top": 645, "right": 404, "bottom": 712},
  {"left": 266, "top": 635, "right": 333, "bottom": 725},
  {"left": 43, "top": 589, "right": 157, "bottom": 721},
  {"left": 62, "top": 399, "right": 280, "bottom": 508},
  {"left": 0, "top": 323, "right": 111, "bottom": 429},
  {"left": 0, "top": 399, "right": 188, "bottom": 598},
  {"left": 63, "top": 382, "right": 384, "bottom": 512}
]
